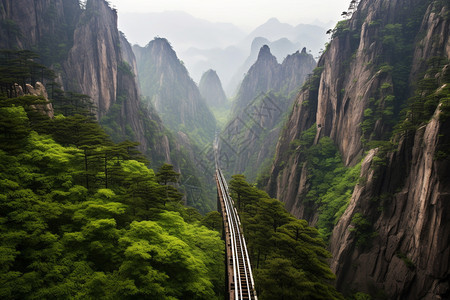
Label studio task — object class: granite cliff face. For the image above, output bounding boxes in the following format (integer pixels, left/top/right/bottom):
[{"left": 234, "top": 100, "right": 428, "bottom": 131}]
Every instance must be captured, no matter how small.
[
  {"left": 198, "top": 69, "right": 228, "bottom": 108},
  {"left": 63, "top": 0, "right": 120, "bottom": 117},
  {"left": 119, "top": 32, "right": 140, "bottom": 80},
  {"left": 267, "top": 0, "right": 449, "bottom": 297},
  {"left": 219, "top": 45, "right": 315, "bottom": 180},
  {"left": 226, "top": 36, "right": 302, "bottom": 97},
  {"left": 134, "top": 38, "right": 216, "bottom": 145},
  {"left": 0, "top": 0, "right": 80, "bottom": 60},
  {"left": 0, "top": 0, "right": 173, "bottom": 165}
]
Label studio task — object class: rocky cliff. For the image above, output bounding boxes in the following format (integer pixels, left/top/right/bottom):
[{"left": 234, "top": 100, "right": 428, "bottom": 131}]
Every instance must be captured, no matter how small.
[
  {"left": 198, "top": 69, "right": 228, "bottom": 108},
  {"left": 119, "top": 32, "right": 139, "bottom": 80},
  {"left": 219, "top": 45, "right": 315, "bottom": 180},
  {"left": 0, "top": 0, "right": 173, "bottom": 165},
  {"left": 63, "top": 0, "right": 120, "bottom": 117},
  {"left": 267, "top": 0, "right": 450, "bottom": 297},
  {"left": 0, "top": 0, "right": 80, "bottom": 65},
  {"left": 134, "top": 38, "right": 216, "bottom": 146},
  {"left": 226, "top": 36, "right": 304, "bottom": 97}
]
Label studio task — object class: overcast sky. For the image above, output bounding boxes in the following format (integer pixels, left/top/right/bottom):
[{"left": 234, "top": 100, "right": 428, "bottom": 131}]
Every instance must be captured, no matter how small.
[{"left": 107, "top": 0, "right": 351, "bottom": 30}]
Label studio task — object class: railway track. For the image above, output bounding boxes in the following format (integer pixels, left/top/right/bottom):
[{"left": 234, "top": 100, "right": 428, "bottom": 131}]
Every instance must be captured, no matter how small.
[{"left": 216, "top": 168, "right": 257, "bottom": 300}]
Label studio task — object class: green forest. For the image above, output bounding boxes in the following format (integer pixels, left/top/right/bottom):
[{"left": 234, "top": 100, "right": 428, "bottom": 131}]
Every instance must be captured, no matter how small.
[
  {"left": 229, "top": 175, "right": 344, "bottom": 300},
  {"left": 0, "top": 50, "right": 225, "bottom": 299},
  {"left": 2, "top": 0, "right": 447, "bottom": 297},
  {"left": 0, "top": 49, "right": 350, "bottom": 299}
]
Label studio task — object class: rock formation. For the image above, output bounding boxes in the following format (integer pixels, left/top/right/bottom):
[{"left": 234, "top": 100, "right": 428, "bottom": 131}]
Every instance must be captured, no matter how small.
[
  {"left": 0, "top": 0, "right": 173, "bottom": 166},
  {"left": 198, "top": 70, "right": 228, "bottom": 108},
  {"left": 0, "top": 0, "right": 80, "bottom": 57},
  {"left": 219, "top": 45, "right": 315, "bottom": 180},
  {"left": 134, "top": 38, "right": 216, "bottom": 145},
  {"left": 226, "top": 36, "right": 302, "bottom": 97},
  {"left": 26, "top": 82, "right": 55, "bottom": 118},
  {"left": 63, "top": 0, "right": 120, "bottom": 117},
  {"left": 267, "top": 0, "right": 450, "bottom": 297}
]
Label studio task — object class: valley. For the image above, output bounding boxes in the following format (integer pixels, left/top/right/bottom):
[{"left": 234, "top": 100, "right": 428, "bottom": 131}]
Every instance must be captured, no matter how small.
[{"left": 0, "top": 0, "right": 449, "bottom": 299}]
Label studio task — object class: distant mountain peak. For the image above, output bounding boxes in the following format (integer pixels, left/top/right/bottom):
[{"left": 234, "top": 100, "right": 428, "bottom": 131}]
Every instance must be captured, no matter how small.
[
  {"left": 203, "top": 69, "right": 218, "bottom": 77},
  {"left": 257, "top": 45, "right": 274, "bottom": 61},
  {"left": 144, "top": 37, "right": 178, "bottom": 61},
  {"left": 266, "top": 17, "right": 281, "bottom": 24},
  {"left": 199, "top": 69, "right": 228, "bottom": 107},
  {"left": 148, "top": 37, "right": 172, "bottom": 50}
]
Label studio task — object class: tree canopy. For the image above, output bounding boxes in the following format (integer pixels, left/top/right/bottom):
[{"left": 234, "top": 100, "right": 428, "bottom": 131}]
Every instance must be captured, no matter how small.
[
  {"left": 0, "top": 83, "right": 225, "bottom": 299},
  {"left": 229, "top": 175, "right": 344, "bottom": 300}
]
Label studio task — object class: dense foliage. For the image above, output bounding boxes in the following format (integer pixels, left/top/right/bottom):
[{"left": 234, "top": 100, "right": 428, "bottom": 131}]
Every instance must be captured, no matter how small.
[
  {"left": 289, "top": 125, "right": 362, "bottom": 240},
  {"left": 229, "top": 175, "right": 344, "bottom": 300},
  {"left": 0, "top": 57, "right": 225, "bottom": 298}
]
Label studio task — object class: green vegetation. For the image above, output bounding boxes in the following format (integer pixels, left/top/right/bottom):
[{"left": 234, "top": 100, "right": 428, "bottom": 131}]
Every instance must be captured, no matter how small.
[
  {"left": 229, "top": 175, "right": 344, "bottom": 300},
  {"left": 290, "top": 125, "right": 362, "bottom": 240},
  {"left": 396, "top": 252, "right": 416, "bottom": 270},
  {"left": 396, "top": 56, "right": 450, "bottom": 132},
  {"left": 352, "top": 292, "right": 372, "bottom": 300},
  {"left": 302, "top": 66, "right": 324, "bottom": 92},
  {"left": 210, "top": 105, "right": 231, "bottom": 130},
  {"left": 0, "top": 54, "right": 225, "bottom": 298},
  {"left": 0, "top": 50, "right": 55, "bottom": 97},
  {"left": 118, "top": 61, "right": 134, "bottom": 77},
  {"left": 331, "top": 20, "right": 350, "bottom": 39},
  {"left": 349, "top": 213, "right": 377, "bottom": 248}
]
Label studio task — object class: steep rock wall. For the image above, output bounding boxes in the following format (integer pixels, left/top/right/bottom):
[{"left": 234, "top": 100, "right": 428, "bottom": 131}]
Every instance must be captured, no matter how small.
[
  {"left": 63, "top": 0, "right": 119, "bottom": 117},
  {"left": 267, "top": 0, "right": 430, "bottom": 217},
  {"left": 329, "top": 2, "right": 450, "bottom": 298},
  {"left": 330, "top": 103, "right": 450, "bottom": 298},
  {"left": 134, "top": 38, "right": 216, "bottom": 145},
  {"left": 198, "top": 69, "right": 228, "bottom": 108},
  {"left": 267, "top": 0, "right": 449, "bottom": 298},
  {"left": 0, "top": 0, "right": 80, "bottom": 64},
  {"left": 119, "top": 32, "right": 140, "bottom": 79},
  {"left": 0, "top": 0, "right": 173, "bottom": 165}
]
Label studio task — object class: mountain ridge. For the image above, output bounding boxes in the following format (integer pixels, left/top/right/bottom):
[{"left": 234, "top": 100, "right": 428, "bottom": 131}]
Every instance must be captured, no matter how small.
[{"left": 219, "top": 45, "right": 315, "bottom": 181}]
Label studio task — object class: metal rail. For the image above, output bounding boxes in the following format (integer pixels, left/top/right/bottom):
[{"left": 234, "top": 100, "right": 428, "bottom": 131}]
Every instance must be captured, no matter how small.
[{"left": 216, "top": 168, "right": 257, "bottom": 300}]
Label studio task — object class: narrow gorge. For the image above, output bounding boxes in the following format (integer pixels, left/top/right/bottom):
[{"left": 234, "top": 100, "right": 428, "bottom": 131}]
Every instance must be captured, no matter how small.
[{"left": 0, "top": 0, "right": 448, "bottom": 298}]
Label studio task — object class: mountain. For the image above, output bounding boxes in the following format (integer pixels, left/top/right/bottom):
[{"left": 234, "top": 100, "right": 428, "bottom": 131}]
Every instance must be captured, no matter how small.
[
  {"left": 118, "top": 11, "right": 246, "bottom": 50},
  {"left": 0, "top": 0, "right": 81, "bottom": 63},
  {"left": 218, "top": 45, "right": 316, "bottom": 181},
  {"left": 134, "top": 38, "right": 221, "bottom": 211},
  {"left": 0, "top": 3, "right": 226, "bottom": 297},
  {"left": 0, "top": 0, "right": 219, "bottom": 212},
  {"left": 244, "top": 18, "right": 327, "bottom": 56},
  {"left": 198, "top": 70, "right": 228, "bottom": 108},
  {"left": 266, "top": 0, "right": 450, "bottom": 298},
  {"left": 119, "top": 31, "right": 140, "bottom": 84},
  {"left": 117, "top": 12, "right": 326, "bottom": 95},
  {"left": 0, "top": 0, "right": 174, "bottom": 164},
  {"left": 226, "top": 37, "right": 303, "bottom": 97},
  {"left": 181, "top": 45, "right": 246, "bottom": 88},
  {"left": 133, "top": 38, "right": 216, "bottom": 146}
]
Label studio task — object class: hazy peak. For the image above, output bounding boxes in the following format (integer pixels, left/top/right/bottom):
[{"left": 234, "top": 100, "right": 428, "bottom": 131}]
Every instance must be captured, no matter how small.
[
  {"left": 149, "top": 37, "right": 171, "bottom": 47},
  {"left": 257, "top": 45, "right": 274, "bottom": 60},
  {"left": 146, "top": 38, "right": 177, "bottom": 57},
  {"left": 204, "top": 69, "right": 217, "bottom": 75},
  {"left": 266, "top": 17, "right": 281, "bottom": 24}
]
